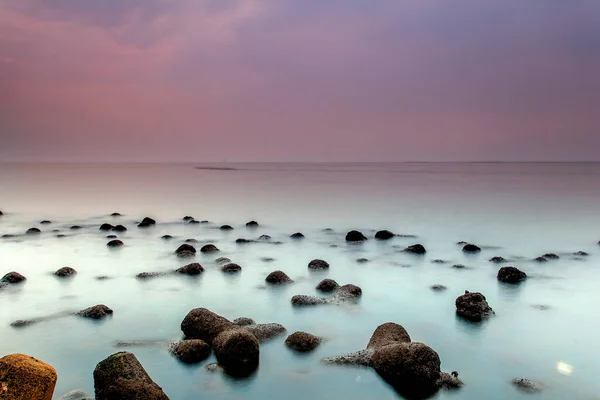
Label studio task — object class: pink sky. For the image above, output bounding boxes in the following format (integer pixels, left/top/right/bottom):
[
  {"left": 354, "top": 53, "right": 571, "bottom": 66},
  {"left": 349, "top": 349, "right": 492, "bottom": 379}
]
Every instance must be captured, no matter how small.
[{"left": 1, "top": 0, "right": 599, "bottom": 162}]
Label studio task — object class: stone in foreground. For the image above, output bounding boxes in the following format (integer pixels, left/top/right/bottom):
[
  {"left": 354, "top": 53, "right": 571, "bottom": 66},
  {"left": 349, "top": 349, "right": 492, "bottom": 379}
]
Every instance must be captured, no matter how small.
[
  {"left": 0, "top": 353, "right": 57, "bottom": 400},
  {"left": 455, "top": 291, "right": 494, "bottom": 321},
  {"left": 213, "top": 328, "right": 260, "bottom": 377}
]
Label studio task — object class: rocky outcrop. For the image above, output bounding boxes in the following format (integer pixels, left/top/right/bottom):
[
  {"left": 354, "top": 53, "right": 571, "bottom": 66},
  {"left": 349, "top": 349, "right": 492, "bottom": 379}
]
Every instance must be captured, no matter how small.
[
  {"left": 1, "top": 272, "right": 26, "bottom": 284},
  {"left": 308, "top": 259, "right": 329, "bottom": 270},
  {"left": 285, "top": 332, "right": 321, "bottom": 352},
  {"left": 107, "top": 240, "right": 124, "bottom": 248},
  {"left": 345, "top": 230, "right": 367, "bottom": 242},
  {"left": 221, "top": 263, "right": 242, "bottom": 273},
  {"left": 77, "top": 305, "right": 113, "bottom": 319},
  {"left": 168, "top": 340, "right": 211, "bottom": 364},
  {"left": 462, "top": 244, "right": 481, "bottom": 253},
  {"left": 497, "top": 266, "right": 527, "bottom": 284},
  {"left": 93, "top": 352, "right": 169, "bottom": 399},
  {"left": 403, "top": 244, "right": 426, "bottom": 254},
  {"left": 265, "top": 270, "right": 293, "bottom": 284},
  {"left": 176, "top": 263, "right": 204, "bottom": 275},
  {"left": 55, "top": 267, "right": 77, "bottom": 277},
  {"left": 316, "top": 279, "right": 339, "bottom": 292},
  {"left": 455, "top": 291, "right": 494, "bottom": 321},
  {"left": 0, "top": 353, "right": 57, "bottom": 400},
  {"left": 375, "top": 230, "right": 395, "bottom": 240},
  {"left": 200, "top": 244, "right": 219, "bottom": 253}
]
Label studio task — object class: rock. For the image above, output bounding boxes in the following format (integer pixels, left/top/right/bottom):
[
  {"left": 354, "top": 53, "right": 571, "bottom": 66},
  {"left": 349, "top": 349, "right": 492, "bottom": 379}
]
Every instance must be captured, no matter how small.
[
  {"left": 511, "top": 378, "right": 543, "bottom": 393},
  {"left": 372, "top": 342, "right": 442, "bottom": 399},
  {"left": 93, "top": 351, "right": 169, "bottom": 400},
  {"left": 55, "top": 267, "right": 77, "bottom": 277},
  {"left": 258, "top": 234, "right": 272, "bottom": 240},
  {"left": 161, "top": 235, "right": 173, "bottom": 240},
  {"left": 56, "top": 234, "right": 66, "bottom": 238},
  {"left": 356, "top": 258, "right": 369, "bottom": 263},
  {"left": 96, "top": 276, "right": 111, "bottom": 280},
  {"left": 322, "top": 349, "right": 375, "bottom": 366},
  {"left": 99, "top": 223, "right": 113, "bottom": 231},
  {"left": 367, "top": 323, "right": 411, "bottom": 349},
  {"left": 141, "top": 217, "right": 156, "bottom": 225},
  {"left": 112, "top": 225, "right": 127, "bottom": 232},
  {"left": 462, "top": 244, "right": 481, "bottom": 253},
  {"left": 221, "top": 263, "right": 241, "bottom": 273},
  {"left": 0, "top": 210, "right": 3, "bottom": 215},
  {"left": 136, "top": 272, "right": 167, "bottom": 280},
  {"left": 215, "top": 257, "right": 231, "bottom": 264},
  {"left": 213, "top": 328, "right": 260, "bottom": 376},
  {"left": 308, "top": 259, "right": 329, "bottom": 270},
  {"left": 404, "top": 244, "right": 426, "bottom": 254},
  {"left": 316, "top": 279, "right": 339, "bottom": 293},
  {"left": 2, "top": 234, "right": 16, "bottom": 238},
  {"left": 489, "top": 256, "right": 506, "bottom": 263},
  {"left": 375, "top": 230, "right": 395, "bottom": 240},
  {"left": 26, "top": 227, "right": 41, "bottom": 234},
  {"left": 200, "top": 244, "right": 219, "bottom": 253},
  {"left": 574, "top": 251, "right": 589, "bottom": 256},
  {"left": 220, "top": 225, "right": 234, "bottom": 230},
  {"left": 77, "top": 305, "right": 113, "bottom": 319},
  {"left": 1, "top": 272, "right": 26, "bottom": 284},
  {"left": 204, "top": 363, "right": 221, "bottom": 372},
  {"left": 543, "top": 253, "right": 559, "bottom": 259},
  {"left": 497, "top": 266, "right": 527, "bottom": 284},
  {"left": 533, "top": 256, "right": 548, "bottom": 262},
  {"left": 182, "top": 216, "right": 194, "bottom": 221},
  {"left": 0, "top": 353, "right": 57, "bottom": 400},
  {"left": 345, "top": 230, "right": 367, "bottom": 242},
  {"left": 265, "top": 270, "right": 293, "bottom": 284},
  {"left": 291, "top": 295, "right": 328, "bottom": 306},
  {"left": 431, "top": 284, "right": 447, "bottom": 291},
  {"left": 452, "top": 264, "right": 467, "bottom": 269},
  {"left": 107, "top": 239, "right": 124, "bottom": 248},
  {"left": 244, "top": 323, "right": 287, "bottom": 342},
  {"left": 290, "top": 232, "right": 305, "bottom": 239},
  {"left": 246, "top": 221, "right": 259, "bottom": 227},
  {"left": 70, "top": 225, "right": 82, "bottom": 230},
  {"left": 438, "top": 371, "right": 464, "bottom": 389},
  {"left": 188, "top": 220, "right": 200, "bottom": 225},
  {"left": 40, "top": 220, "right": 52, "bottom": 224},
  {"left": 455, "top": 291, "right": 494, "bottom": 321},
  {"left": 235, "top": 238, "right": 253, "bottom": 244},
  {"left": 456, "top": 241, "right": 468, "bottom": 245},
  {"left": 233, "top": 317, "right": 256, "bottom": 326},
  {"left": 175, "top": 244, "right": 196, "bottom": 256},
  {"left": 431, "top": 259, "right": 446, "bottom": 264},
  {"left": 176, "top": 263, "right": 204, "bottom": 275},
  {"left": 181, "top": 307, "right": 234, "bottom": 344},
  {"left": 285, "top": 332, "right": 322, "bottom": 352},
  {"left": 106, "top": 235, "right": 117, "bottom": 239},
  {"left": 261, "top": 257, "right": 275, "bottom": 262},
  {"left": 168, "top": 340, "right": 211, "bottom": 364},
  {"left": 334, "top": 284, "right": 362, "bottom": 300},
  {"left": 184, "top": 238, "right": 197, "bottom": 243},
  {"left": 110, "top": 213, "right": 122, "bottom": 217},
  {"left": 59, "top": 389, "right": 89, "bottom": 400}
]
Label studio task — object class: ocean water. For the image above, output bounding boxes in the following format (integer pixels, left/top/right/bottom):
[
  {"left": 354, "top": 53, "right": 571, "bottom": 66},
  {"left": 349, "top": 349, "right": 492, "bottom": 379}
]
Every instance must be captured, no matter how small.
[{"left": 0, "top": 162, "right": 599, "bottom": 400}]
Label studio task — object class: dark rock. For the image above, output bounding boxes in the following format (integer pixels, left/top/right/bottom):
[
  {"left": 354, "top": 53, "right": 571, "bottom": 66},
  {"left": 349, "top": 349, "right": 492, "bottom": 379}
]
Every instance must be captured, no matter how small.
[
  {"left": 200, "top": 220, "right": 209, "bottom": 224},
  {"left": 181, "top": 307, "right": 234, "bottom": 344},
  {"left": 110, "top": 213, "right": 121, "bottom": 217},
  {"left": 321, "top": 349, "right": 375, "bottom": 366},
  {"left": 438, "top": 371, "right": 464, "bottom": 389},
  {"left": 200, "top": 244, "right": 219, "bottom": 253},
  {"left": 431, "top": 284, "right": 447, "bottom": 291},
  {"left": 316, "top": 279, "right": 339, "bottom": 293},
  {"left": 168, "top": 340, "right": 211, "bottom": 364},
  {"left": 1, "top": 272, "right": 26, "bottom": 284},
  {"left": 285, "top": 332, "right": 322, "bottom": 352},
  {"left": 106, "top": 235, "right": 117, "bottom": 239},
  {"left": 511, "top": 378, "right": 543, "bottom": 393},
  {"left": 534, "top": 256, "right": 548, "bottom": 262},
  {"left": 367, "top": 322, "right": 411, "bottom": 349},
  {"left": 0, "top": 353, "right": 58, "bottom": 400},
  {"left": 176, "top": 263, "right": 204, "bottom": 276},
  {"left": 161, "top": 235, "right": 173, "bottom": 240},
  {"left": 56, "top": 234, "right": 66, "bottom": 238},
  {"left": 26, "top": 227, "right": 41, "bottom": 235},
  {"left": 40, "top": 220, "right": 52, "bottom": 224},
  {"left": 235, "top": 238, "right": 253, "bottom": 244},
  {"left": 107, "top": 240, "right": 124, "bottom": 248},
  {"left": 462, "top": 244, "right": 481, "bottom": 253},
  {"left": 93, "top": 351, "right": 169, "bottom": 400},
  {"left": 308, "top": 259, "right": 329, "bottom": 270},
  {"left": 182, "top": 216, "right": 194, "bottom": 221},
  {"left": 188, "top": 220, "right": 200, "bottom": 224},
  {"left": 265, "top": 270, "right": 293, "bottom": 284},
  {"left": 141, "top": 217, "right": 156, "bottom": 225},
  {"left": 452, "top": 264, "right": 467, "bottom": 269},
  {"left": 244, "top": 323, "right": 287, "bottom": 342},
  {"left": 260, "top": 257, "right": 275, "bottom": 262},
  {"left": 136, "top": 272, "right": 167, "bottom": 280},
  {"left": 497, "top": 266, "right": 527, "bottom": 284},
  {"left": 233, "top": 317, "right": 256, "bottom": 326},
  {"left": 220, "top": 225, "right": 234, "bottom": 231},
  {"left": 51, "top": 229, "right": 60, "bottom": 233},
  {"left": 356, "top": 258, "right": 369, "bottom": 263},
  {"left": 258, "top": 235, "right": 272, "bottom": 240},
  {"left": 221, "top": 263, "right": 241, "bottom": 273},
  {"left": 55, "top": 267, "right": 77, "bottom": 277},
  {"left": 246, "top": 221, "right": 259, "bottom": 227},
  {"left": 404, "top": 244, "right": 426, "bottom": 254},
  {"left": 489, "top": 256, "right": 506, "bottom": 263},
  {"left": 213, "top": 328, "right": 259, "bottom": 376},
  {"left": 184, "top": 238, "right": 197, "bottom": 243},
  {"left": 2, "top": 234, "right": 16, "bottom": 238},
  {"left": 335, "top": 284, "right": 362, "bottom": 300},
  {"left": 112, "top": 225, "right": 127, "bottom": 232},
  {"left": 431, "top": 259, "right": 446, "bottom": 264},
  {"left": 175, "top": 244, "right": 196, "bottom": 256},
  {"left": 78, "top": 305, "right": 113, "bottom": 319},
  {"left": 290, "top": 232, "right": 305, "bottom": 239},
  {"left": 291, "top": 295, "right": 328, "bottom": 306},
  {"left": 375, "top": 230, "right": 395, "bottom": 240},
  {"left": 99, "top": 224, "right": 113, "bottom": 231},
  {"left": 345, "top": 230, "right": 367, "bottom": 242},
  {"left": 456, "top": 241, "right": 468, "bottom": 245},
  {"left": 456, "top": 291, "right": 494, "bottom": 321},
  {"left": 543, "top": 253, "right": 559, "bottom": 259},
  {"left": 215, "top": 257, "right": 231, "bottom": 264},
  {"left": 574, "top": 251, "right": 589, "bottom": 256},
  {"left": 0, "top": 210, "right": 3, "bottom": 215},
  {"left": 96, "top": 276, "right": 111, "bottom": 280},
  {"left": 70, "top": 225, "right": 82, "bottom": 230}
]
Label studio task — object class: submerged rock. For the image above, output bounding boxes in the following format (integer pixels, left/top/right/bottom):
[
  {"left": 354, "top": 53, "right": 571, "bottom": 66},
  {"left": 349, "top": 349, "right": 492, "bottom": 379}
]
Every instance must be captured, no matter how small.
[
  {"left": 106, "top": 235, "right": 117, "bottom": 239},
  {"left": 26, "top": 227, "right": 41, "bottom": 235},
  {"left": 0, "top": 353, "right": 58, "bottom": 400},
  {"left": 285, "top": 332, "right": 322, "bottom": 352},
  {"left": 200, "top": 244, "right": 219, "bottom": 253},
  {"left": 176, "top": 263, "right": 204, "bottom": 276},
  {"left": 456, "top": 291, "right": 494, "bottom": 321},
  {"left": 316, "top": 279, "right": 339, "bottom": 293},
  {"left": 112, "top": 224, "right": 127, "bottom": 232},
  {"left": 290, "top": 232, "right": 305, "bottom": 239},
  {"left": 489, "top": 256, "right": 506, "bottom": 263},
  {"left": 55, "top": 267, "right": 77, "bottom": 277},
  {"left": 511, "top": 378, "right": 543, "bottom": 393},
  {"left": 221, "top": 263, "right": 242, "bottom": 273},
  {"left": 220, "top": 225, "right": 234, "bottom": 231},
  {"left": 534, "top": 256, "right": 548, "bottom": 262},
  {"left": 261, "top": 257, "right": 275, "bottom": 262},
  {"left": 107, "top": 239, "right": 124, "bottom": 248},
  {"left": 70, "top": 225, "right": 82, "bottom": 230},
  {"left": 99, "top": 223, "right": 113, "bottom": 231},
  {"left": 404, "top": 244, "right": 427, "bottom": 254},
  {"left": 40, "top": 220, "right": 52, "bottom": 224},
  {"left": 161, "top": 235, "right": 173, "bottom": 240},
  {"left": 188, "top": 220, "right": 200, "bottom": 225},
  {"left": 462, "top": 244, "right": 481, "bottom": 253},
  {"left": 431, "top": 284, "right": 447, "bottom": 292},
  {"left": 356, "top": 258, "right": 369, "bottom": 263},
  {"left": 215, "top": 257, "right": 231, "bottom": 264},
  {"left": 77, "top": 305, "right": 113, "bottom": 319},
  {"left": 308, "top": 259, "right": 329, "bottom": 270},
  {"left": 452, "top": 264, "right": 467, "bottom": 269},
  {"left": 1, "top": 272, "right": 26, "bottom": 284},
  {"left": 574, "top": 251, "right": 589, "bottom": 256},
  {"left": 497, "top": 266, "right": 527, "bottom": 284},
  {"left": 110, "top": 213, "right": 122, "bottom": 217},
  {"left": 168, "top": 340, "right": 211, "bottom": 364},
  {"left": 334, "top": 284, "right": 362, "bottom": 300},
  {"left": 543, "top": 253, "right": 559, "bottom": 259},
  {"left": 94, "top": 351, "right": 169, "bottom": 400},
  {"left": 258, "top": 234, "right": 272, "bottom": 241},
  {"left": 265, "top": 270, "right": 293, "bottom": 284},
  {"left": 136, "top": 272, "right": 167, "bottom": 280},
  {"left": 291, "top": 295, "right": 328, "bottom": 306},
  {"left": 184, "top": 238, "right": 197, "bottom": 243},
  {"left": 235, "top": 238, "right": 253, "bottom": 244},
  {"left": 175, "top": 244, "right": 196, "bottom": 257},
  {"left": 213, "top": 328, "right": 259, "bottom": 376},
  {"left": 182, "top": 216, "right": 194, "bottom": 221},
  {"left": 246, "top": 221, "right": 259, "bottom": 227},
  {"left": 321, "top": 349, "right": 375, "bottom": 366},
  {"left": 59, "top": 389, "right": 89, "bottom": 400},
  {"left": 375, "top": 230, "right": 395, "bottom": 240},
  {"left": 345, "top": 230, "right": 367, "bottom": 242}
]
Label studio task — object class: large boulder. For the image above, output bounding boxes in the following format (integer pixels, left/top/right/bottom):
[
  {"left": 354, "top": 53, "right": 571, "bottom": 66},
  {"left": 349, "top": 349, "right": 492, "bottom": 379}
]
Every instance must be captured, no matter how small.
[
  {"left": 93, "top": 352, "right": 169, "bottom": 400},
  {"left": 55, "top": 267, "right": 77, "bottom": 277},
  {"left": 213, "top": 328, "right": 260, "bottom": 376},
  {"left": 462, "top": 244, "right": 481, "bottom": 253},
  {"left": 316, "top": 279, "right": 339, "bottom": 292},
  {"left": 285, "top": 331, "right": 322, "bottom": 352},
  {"left": 77, "top": 305, "right": 113, "bottom": 319},
  {"left": 367, "top": 322, "right": 411, "bottom": 349},
  {"left": 181, "top": 307, "right": 234, "bottom": 344},
  {"left": 168, "top": 340, "right": 211, "bottom": 364},
  {"left": 1, "top": 272, "right": 26, "bottom": 284},
  {"left": 265, "top": 270, "right": 293, "bottom": 284},
  {"left": 497, "top": 266, "right": 527, "bottom": 284},
  {"left": 345, "top": 230, "right": 367, "bottom": 242},
  {"left": 200, "top": 244, "right": 219, "bottom": 253},
  {"left": 455, "top": 291, "right": 494, "bottom": 321},
  {"left": 176, "top": 263, "right": 204, "bottom": 275},
  {"left": 308, "top": 259, "right": 329, "bottom": 270},
  {"left": 375, "top": 230, "right": 395, "bottom": 240},
  {"left": 404, "top": 244, "right": 426, "bottom": 254},
  {"left": 0, "top": 353, "right": 57, "bottom": 400}
]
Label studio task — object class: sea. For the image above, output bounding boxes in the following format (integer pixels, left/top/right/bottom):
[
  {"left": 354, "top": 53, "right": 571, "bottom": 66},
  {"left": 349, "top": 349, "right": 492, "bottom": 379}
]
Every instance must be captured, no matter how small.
[{"left": 0, "top": 162, "right": 599, "bottom": 399}]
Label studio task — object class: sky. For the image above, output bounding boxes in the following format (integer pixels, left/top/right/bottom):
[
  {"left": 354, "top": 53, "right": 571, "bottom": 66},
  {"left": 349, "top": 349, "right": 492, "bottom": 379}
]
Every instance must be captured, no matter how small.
[{"left": 1, "top": 0, "right": 599, "bottom": 162}]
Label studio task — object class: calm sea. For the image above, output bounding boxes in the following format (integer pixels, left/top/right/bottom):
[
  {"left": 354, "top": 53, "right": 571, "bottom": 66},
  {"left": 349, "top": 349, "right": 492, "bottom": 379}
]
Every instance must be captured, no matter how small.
[{"left": 0, "top": 162, "right": 599, "bottom": 399}]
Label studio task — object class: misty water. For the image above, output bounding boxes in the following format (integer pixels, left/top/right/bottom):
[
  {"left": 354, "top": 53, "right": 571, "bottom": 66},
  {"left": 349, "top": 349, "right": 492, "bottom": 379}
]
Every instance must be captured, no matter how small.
[{"left": 1, "top": 162, "right": 599, "bottom": 399}]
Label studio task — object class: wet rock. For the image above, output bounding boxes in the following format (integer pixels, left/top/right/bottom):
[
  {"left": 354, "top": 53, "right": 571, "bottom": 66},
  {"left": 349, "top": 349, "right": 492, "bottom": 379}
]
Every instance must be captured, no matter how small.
[
  {"left": 265, "top": 270, "right": 293, "bottom": 284},
  {"left": 235, "top": 238, "right": 253, "bottom": 244},
  {"left": 543, "top": 253, "right": 559, "bottom": 259},
  {"left": 258, "top": 234, "right": 272, "bottom": 240},
  {"left": 59, "top": 389, "right": 89, "bottom": 400},
  {"left": 534, "top": 256, "right": 548, "bottom": 262},
  {"left": 285, "top": 332, "right": 322, "bottom": 352},
  {"left": 182, "top": 216, "right": 194, "bottom": 221},
  {"left": 26, "top": 227, "right": 41, "bottom": 235},
  {"left": 452, "top": 264, "right": 467, "bottom": 269},
  {"left": 404, "top": 244, "right": 426, "bottom": 254},
  {"left": 0, "top": 353, "right": 58, "bottom": 400},
  {"left": 181, "top": 307, "right": 234, "bottom": 344},
  {"left": 107, "top": 239, "right": 124, "bottom": 248},
  {"left": 0, "top": 210, "right": 3, "bottom": 215},
  {"left": 40, "top": 220, "right": 52, "bottom": 224},
  {"left": 367, "top": 322, "right": 411, "bottom": 349},
  {"left": 489, "top": 256, "right": 506, "bottom": 263},
  {"left": 497, "top": 266, "right": 527, "bottom": 284},
  {"left": 1, "top": 272, "right": 26, "bottom": 284},
  {"left": 316, "top": 279, "right": 339, "bottom": 293},
  {"left": 221, "top": 263, "right": 242, "bottom": 273},
  {"left": 112, "top": 225, "right": 127, "bottom": 232},
  {"left": 110, "top": 213, "right": 122, "bottom": 217},
  {"left": 345, "top": 230, "right": 367, "bottom": 242},
  {"left": 574, "top": 251, "right": 589, "bottom": 256},
  {"left": 334, "top": 284, "right": 362, "bottom": 300},
  {"left": 290, "top": 232, "right": 305, "bottom": 239},
  {"left": 291, "top": 295, "right": 328, "bottom": 306},
  {"left": 431, "top": 284, "right": 447, "bottom": 291},
  {"left": 511, "top": 378, "right": 543, "bottom": 393},
  {"left": 77, "top": 305, "right": 113, "bottom": 319},
  {"left": 136, "top": 272, "right": 167, "bottom": 280},
  {"left": 55, "top": 267, "right": 77, "bottom": 277},
  {"left": 161, "top": 235, "right": 173, "bottom": 240},
  {"left": 233, "top": 317, "right": 256, "bottom": 326},
  {"left": 375, "top": 230, "right": 395, "bottom": 240},
  {"left": 175, "top": 244, "right": 196, "bottom": 257},
  {"left": 99, "top": 223, "right": 113, "bottom": 231},
  {"left": 215, "top": 257, "right": 231, "bottom": 264},
  {"left": 244, "top": 323, "right": 287, "bottom": 342},
  {"left": 93, "top": 351, "right": 169, "bottom": 400},
  {"left": 308, "top": 259, "right": 329, "bottom": 270},
  {"left": 106, "top": 235, "right": 117, "bottom": 239},
  {"left": 462, "top": 244, "right": 481, "bottom": 253},
  {"left": 220, "top": 225, "right": 234, "bottom": 231},
  {"left": 213, "top": 328, "right": 259, "bottom": 377},
  {"left": 246, "top": 221, "right": 259, "bottom": 227},
  {"left": 456, "top": 291, "right": 494, "bottom": 321},
  {"left": 176, "top": 263, "right": 204, "bottom": 276},
  {"left": 168, "top": 340, "right": 211, "bottom": 364},
  {"left": 200, "top": 244, "right": 219, "bottom": 253},
  {"left": 70, "top": 225, "right": 82, "bottom": 230}
]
